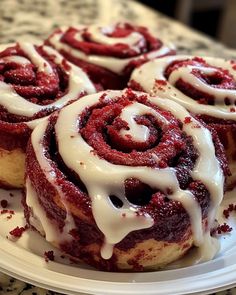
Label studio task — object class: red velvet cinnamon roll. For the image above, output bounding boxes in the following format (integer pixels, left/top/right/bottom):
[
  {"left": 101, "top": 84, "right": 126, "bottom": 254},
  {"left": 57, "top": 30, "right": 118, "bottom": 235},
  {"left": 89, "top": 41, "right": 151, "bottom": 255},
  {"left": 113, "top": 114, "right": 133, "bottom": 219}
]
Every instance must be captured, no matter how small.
[
  {"left": 24, "top": 89, "right": 225, "bottom": 271},
  {"left": 46, "top": 23, "right": 174, "bottom": 90},
  {"left": 130, "top": 56, "right": 236, "bottom": 188},
  {"left": 0, "top": 42, "right": 97, "bottom": 188}
]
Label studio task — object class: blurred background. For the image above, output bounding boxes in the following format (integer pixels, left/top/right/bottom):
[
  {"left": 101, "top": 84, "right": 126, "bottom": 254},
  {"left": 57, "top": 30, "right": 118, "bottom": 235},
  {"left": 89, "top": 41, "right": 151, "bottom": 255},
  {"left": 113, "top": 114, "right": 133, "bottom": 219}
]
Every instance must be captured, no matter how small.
[
  {"left": 1, "top": 0, "right": 236, "bottom": 58},
  {"left": 137, "top": 0, "right": 236, "bottom": 48}
]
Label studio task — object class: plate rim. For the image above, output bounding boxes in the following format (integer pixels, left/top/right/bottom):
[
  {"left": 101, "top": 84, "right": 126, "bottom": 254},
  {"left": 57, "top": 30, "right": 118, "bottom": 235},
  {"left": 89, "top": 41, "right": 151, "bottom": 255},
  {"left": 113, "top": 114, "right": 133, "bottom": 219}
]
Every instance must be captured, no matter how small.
[
  {"left": 1, "top": 237, "right": 236, "bottom": 295},
  {"left": 1, "top": 189, "right": 236, "bottom": 295}
]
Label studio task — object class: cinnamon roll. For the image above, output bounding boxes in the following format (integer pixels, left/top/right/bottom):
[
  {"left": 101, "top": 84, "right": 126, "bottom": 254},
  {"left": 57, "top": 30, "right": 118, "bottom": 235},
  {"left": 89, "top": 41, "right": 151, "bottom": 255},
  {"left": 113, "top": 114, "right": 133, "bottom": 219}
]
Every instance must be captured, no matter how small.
[
  {"left": 24, "top": 89, "right": 225, "bottom": 271},
  {"left": 0, "top": 42, "right": 97, "bottom": 188},
  {"left": 130, "top": 56, "right": 235, "bottom": 188},
  {"left": 46, "top": 23, "right": 174, "bottom": 90}
]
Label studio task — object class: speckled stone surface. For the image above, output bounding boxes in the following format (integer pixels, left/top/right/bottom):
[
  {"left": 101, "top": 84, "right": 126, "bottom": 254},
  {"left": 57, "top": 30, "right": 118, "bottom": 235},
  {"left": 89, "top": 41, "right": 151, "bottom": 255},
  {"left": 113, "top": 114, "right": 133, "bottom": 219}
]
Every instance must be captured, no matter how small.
[
  {"left": 1, "top": 0, "right": 236, "bottom": 294},
  {"left": 1, "top": 0, "right": 236, "bottom": 59}
]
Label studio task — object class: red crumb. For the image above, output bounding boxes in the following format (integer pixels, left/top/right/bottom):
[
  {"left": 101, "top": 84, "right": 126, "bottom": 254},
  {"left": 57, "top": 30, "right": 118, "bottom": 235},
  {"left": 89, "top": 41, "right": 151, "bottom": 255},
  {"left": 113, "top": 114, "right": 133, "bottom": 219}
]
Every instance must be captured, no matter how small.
[
  {"left": 1, "top": 209, "right": 14, "bottom": 215},
  {"left": 211, "top": 222, "right": 232, "bottom": 236},
  {"left": 192, "top": 124, "right": 201, "bottom": 129},
  {"left": 9, "top": 226, "right": 27, "bottom": 238},
  {"left": 223, "top": 203, "right": 236, "bottom": 218},
  {"left": 9, "top": 193, "right": 14, "bottom": 197},
  {"left": 155, "top": 79, "right": 167, "bottom": 86},
  {"left": 230, "top": 107, "right": 235, "bottom": 112},
  {"left": 184, "top": 116, "right": 192, "bottom": 124},
  {"left": 44, "top": 250, "right": 55, "bottom": 262},
  {"left": 0, "top": 200, "right": 8, "bottom": 208},
  {"left": 216, "top": 223, "right": 232, "bottom": 234}
]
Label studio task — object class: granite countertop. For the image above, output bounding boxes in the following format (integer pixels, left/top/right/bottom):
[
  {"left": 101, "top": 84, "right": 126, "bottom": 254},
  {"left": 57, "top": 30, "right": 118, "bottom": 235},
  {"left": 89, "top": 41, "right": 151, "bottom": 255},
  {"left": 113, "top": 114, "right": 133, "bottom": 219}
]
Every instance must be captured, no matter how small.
[{"left": 1, "top": 0, "right": 236, "bottom": 294}]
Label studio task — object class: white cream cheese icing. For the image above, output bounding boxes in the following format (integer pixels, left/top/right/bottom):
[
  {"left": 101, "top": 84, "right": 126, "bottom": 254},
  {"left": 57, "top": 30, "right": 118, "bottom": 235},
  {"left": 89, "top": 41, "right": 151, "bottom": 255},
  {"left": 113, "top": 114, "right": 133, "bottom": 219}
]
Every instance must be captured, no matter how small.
[
  {"left": 48, "top": 25, "right": 172, "bottom": 74},
  {"left": 26, "top": 90, "right": 224, "bottom": 261},
  {"left": 130, "top": 55, "right": 236, "bottom": 120},
  {"left": 0, "top": 42, "right": 96, "bottom": 128}
]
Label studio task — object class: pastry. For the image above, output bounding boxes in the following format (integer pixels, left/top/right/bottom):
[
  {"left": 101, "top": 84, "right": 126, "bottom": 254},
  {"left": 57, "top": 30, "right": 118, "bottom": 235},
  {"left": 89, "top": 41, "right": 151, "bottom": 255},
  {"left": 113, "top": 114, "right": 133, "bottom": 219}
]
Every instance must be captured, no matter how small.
[
  {"left": 0, "top": 42, "right": 97, "bottom": 188},
  {"left": 46, "top": 23, "right": 174, "bottom": 89},
  {"left": 24, "top": 88, "right": 225, "bottom": 271},
  {"left": 130, "top": 55, "right": 235, "bottom": 188}
]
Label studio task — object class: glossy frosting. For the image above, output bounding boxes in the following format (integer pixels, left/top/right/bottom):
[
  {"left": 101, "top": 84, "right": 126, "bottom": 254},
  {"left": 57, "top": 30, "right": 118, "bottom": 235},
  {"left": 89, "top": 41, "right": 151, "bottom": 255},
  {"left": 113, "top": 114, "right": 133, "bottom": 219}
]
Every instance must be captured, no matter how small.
[
  {"left": 0, "top": 42, "right": 96, "bottom": 128},
  {"left": 47, "top": 24, "right": 173, "bottom": 75},
  {"left": 26, "top": 89, "right": 224, "bottom": 261},
  {"left": 130, "top": 55, "right": 236, "bottom": 120}
]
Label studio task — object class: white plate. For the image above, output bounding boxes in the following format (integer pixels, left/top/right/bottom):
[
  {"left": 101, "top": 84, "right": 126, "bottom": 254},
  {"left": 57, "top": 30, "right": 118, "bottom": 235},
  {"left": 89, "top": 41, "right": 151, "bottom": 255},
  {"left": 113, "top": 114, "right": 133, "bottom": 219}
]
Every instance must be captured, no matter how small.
[{"left": 0, "top": 188, "right": 236, "bottom": 295}]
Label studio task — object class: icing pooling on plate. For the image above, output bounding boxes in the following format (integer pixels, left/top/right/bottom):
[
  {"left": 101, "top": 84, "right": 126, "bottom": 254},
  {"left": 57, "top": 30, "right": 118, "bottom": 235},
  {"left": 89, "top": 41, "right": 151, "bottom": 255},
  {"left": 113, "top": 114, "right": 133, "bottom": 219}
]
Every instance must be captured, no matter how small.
[
  {"left": 27, "top": 90, "right": 224, "bottom": 261},
  {"left": 0, "top": 42, "right": 96, "bottom": 127},
  {"left": 48, "top": 25, "right": 172, "bottom": 74},
  {"left": 130, "top": 55, "right": 236, "bottom": 120}
]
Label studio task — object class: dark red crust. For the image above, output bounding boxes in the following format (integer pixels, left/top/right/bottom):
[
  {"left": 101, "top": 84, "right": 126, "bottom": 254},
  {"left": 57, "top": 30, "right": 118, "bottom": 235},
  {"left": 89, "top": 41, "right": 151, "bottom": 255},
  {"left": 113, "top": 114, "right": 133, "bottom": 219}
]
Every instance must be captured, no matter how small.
[
  {"left": 58, "top": 52, "right": 123, "bottom": 90},
  {"left": 193, "top": 117, "right": 231, "bottom": 180},
  {"left": 61, "top": 24, "right": 163, "bottom": 57},
  {"left": 0, "top": 121, "right": 31, "bottom": 151},
  {"left": 23, "top": 89, "right": 221, "bottom": 270},
  {"left": 46, "top": 23, "right": 175, "bottom": 89},
  {"left": 0, "top": 44, "right": 91, "bottom": 123},
  {"left": 164, "top": 58, "right": 235, "bottom": 182},
  {"left": 165, "top": 57, "right": 236, "bottom": 105},
  {"left": 201, "top": 118, "right": 236, "bottom": 189},
  {"left": 0, "top": 43, "right": 97, "bottom": 153},
  {"left": 128, "top": 79, "right": 145, "bottom": 92},
  {"left": 129, "top": 57, "right": 233, "bottom": 184},
  {"left": 196, "top": 114, "right": 236, "bottom": 156}
]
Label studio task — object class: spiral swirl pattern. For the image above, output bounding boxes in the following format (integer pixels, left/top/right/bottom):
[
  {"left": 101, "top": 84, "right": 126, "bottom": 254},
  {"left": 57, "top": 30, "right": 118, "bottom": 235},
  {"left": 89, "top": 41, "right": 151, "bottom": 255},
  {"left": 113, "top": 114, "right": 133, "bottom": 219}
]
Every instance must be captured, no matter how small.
[
  {"left": 130, "top": 56, "right": 236, "bottom": 120},
  {"left": 25, "top": 89, "right": 224, "bottom": 270},
  {"left": 0, "top": 42, "right": 96, "bottom": 127},
  {"left": 46, "top": 23, "right": 174, "bottom": 89}
]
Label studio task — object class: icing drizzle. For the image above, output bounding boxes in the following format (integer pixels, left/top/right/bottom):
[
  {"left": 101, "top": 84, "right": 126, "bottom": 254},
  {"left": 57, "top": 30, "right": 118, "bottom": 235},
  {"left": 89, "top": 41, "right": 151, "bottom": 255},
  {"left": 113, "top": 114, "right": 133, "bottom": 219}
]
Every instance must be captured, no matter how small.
[
  {"left": 26, "top": 90, "right": 224, "bottom": 261},
  {"left": 87, "top": 25, "right": 145, "bottom": 52},
  {"left": 130, "top": 55, "right": 236, "bottom": 120},
  {"left": 0, "top": 42, "right": 96, "bottom": 127},
  {"left": 48, "top": 25, "right": 172, "bottom": 74}
]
